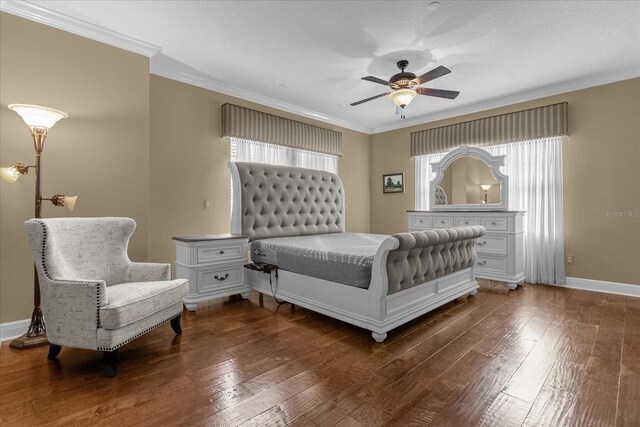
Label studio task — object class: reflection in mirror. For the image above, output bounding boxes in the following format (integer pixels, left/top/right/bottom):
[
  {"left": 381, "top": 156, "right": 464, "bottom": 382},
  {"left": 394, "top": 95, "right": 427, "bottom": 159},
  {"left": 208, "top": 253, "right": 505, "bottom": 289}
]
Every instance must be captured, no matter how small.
[{"left": 436, "top": 157, "right": 501, "bottom": 205}]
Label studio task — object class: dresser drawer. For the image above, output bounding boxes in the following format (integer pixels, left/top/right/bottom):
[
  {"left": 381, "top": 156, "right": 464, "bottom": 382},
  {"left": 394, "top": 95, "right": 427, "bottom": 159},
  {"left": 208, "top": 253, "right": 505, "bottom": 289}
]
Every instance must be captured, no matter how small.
[
  {"left": 476, "top": 234, "right": 508, "bottom": 254},
  {"left": 432, "top": 216, "right": 454, "bottom": 228},
  {"left": 482, "top": 217, "right": 508, "bottom": 231},
  {"left": 197, "top": 243, "right": 244, "bottom": 263},
  {"left": 455, "top": 217, "right": 479, "bottom": 227},
  {"left": 410, "top": 216, "right": 431, "bottom": 229},
  {"left": 475, "top": 255, "right": 508, "bottom": 275},
  {"left": 199, "top": 264, "right": 244, "bottom": 292}
]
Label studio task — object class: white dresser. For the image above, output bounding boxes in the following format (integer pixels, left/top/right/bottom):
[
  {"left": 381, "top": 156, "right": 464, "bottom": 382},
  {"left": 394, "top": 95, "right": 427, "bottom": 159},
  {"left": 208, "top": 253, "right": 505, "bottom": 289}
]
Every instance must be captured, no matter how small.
[
  {"left": 407, "top": 211, "right": 525, "bottom": 289},
  {"left": 173, "top": 234, "right": 250, "bottom": 310}
]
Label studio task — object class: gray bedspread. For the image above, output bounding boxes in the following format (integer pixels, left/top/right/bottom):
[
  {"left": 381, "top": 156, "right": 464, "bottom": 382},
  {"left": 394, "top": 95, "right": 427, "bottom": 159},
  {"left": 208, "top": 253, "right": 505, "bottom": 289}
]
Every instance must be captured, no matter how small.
[{"left": 250, "top": 233, "right": 388, "bottom": 289}]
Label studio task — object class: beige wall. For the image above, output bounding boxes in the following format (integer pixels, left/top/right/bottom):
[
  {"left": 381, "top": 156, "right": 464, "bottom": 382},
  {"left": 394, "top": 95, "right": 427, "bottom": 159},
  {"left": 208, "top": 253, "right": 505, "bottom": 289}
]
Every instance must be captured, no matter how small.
[
  {"left": 371, "top": 78, "right": 640, "bottom": 285},
  {"left": 0, "top": 14, "right": 370, "bottom": 324},
  {"left": 0, "top": 13, "right": 150, "bottom": 323},
  {"left": 1, "top": 11, "right": 638, "bottom": 326},
  {"left": 147, "top": 75, "right": 371, "bottom": 267}
]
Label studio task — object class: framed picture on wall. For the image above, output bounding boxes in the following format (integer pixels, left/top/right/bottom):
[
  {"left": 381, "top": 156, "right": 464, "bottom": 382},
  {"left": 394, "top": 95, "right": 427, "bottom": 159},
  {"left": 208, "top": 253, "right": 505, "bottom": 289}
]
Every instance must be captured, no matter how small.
[{"left": 383, "top": 172, "right": 405, "bottom": 193}]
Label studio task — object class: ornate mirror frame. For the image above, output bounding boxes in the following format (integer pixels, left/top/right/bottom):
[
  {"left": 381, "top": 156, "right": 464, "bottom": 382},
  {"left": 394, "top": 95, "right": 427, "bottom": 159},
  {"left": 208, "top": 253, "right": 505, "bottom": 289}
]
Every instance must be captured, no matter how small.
[{"left": 429, "top": 145, "right": 508, "bottom": 211}]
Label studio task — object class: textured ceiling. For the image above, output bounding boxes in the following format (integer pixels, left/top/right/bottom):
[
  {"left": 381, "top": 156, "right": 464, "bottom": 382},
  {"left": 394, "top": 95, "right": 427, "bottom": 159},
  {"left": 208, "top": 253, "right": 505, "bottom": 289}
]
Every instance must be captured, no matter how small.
[{"left": 26, "top": 1, "right": 640, "bottom": 133}]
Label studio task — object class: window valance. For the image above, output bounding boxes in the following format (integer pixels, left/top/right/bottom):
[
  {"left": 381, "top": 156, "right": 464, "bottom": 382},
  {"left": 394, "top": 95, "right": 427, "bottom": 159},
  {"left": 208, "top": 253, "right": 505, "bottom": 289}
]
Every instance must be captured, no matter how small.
[
  {"left": 222, "top": 104, "right": 342, "bottom": 157},
  {"left": 410, "top": 102, "right": 568, "bottom": 157}
]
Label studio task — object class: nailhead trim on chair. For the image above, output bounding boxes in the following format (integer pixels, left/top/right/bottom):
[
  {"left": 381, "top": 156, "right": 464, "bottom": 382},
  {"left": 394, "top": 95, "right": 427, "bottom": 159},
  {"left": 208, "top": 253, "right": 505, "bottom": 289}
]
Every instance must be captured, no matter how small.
[
  {"left": 33, "top": 220, "right": 104, "bottom": 329},
  {"left": 96, "top": 313, "right": 181, "bottom": 351}
]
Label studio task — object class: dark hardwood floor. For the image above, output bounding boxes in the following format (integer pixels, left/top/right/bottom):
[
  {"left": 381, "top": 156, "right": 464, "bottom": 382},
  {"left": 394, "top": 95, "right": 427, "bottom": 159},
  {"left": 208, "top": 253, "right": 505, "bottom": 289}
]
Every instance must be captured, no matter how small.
[{"left": 1, "top": 281, "right": 639, "bottom": 426}]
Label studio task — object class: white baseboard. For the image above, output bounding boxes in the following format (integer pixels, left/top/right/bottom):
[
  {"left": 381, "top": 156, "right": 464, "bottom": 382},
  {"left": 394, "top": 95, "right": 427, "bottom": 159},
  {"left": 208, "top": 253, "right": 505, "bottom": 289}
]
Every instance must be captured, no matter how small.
[
  {"left": 0, "top": 319, "right": 30, "bottom": 342},
  {"left": 555, "top": 277, "right": 640, "bottom": 298}
]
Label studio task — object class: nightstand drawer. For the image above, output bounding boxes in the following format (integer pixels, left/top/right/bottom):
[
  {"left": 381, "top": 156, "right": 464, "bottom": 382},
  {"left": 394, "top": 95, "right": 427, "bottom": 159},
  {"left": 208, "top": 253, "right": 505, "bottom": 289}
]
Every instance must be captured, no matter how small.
[
  {"left": 482, "top": 217, "right": 508, "bottom": 231},
  {"left": 432, "top": 217, "right": 454, "bottom": 228},
  {"left": 476, "top": 234, "right": 508, "bottom": 254},
  {"left": 197, "top": 243, "right": 244, "bottom": 263},
  {"left": 411, "top": 216, "right": 431, "bottom": 228},
  {"left": 199, "top": 264, "right": 244, "bottom": 292},
  {"left": 456, "top": 217, "right": 479, "bottom": 227}
]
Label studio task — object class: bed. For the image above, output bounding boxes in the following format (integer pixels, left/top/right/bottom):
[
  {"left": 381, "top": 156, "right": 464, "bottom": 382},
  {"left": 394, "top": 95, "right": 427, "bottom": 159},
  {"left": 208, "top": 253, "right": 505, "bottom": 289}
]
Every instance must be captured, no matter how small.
[{"left": 229, "top": 162, "right": 485, "bottom": 342}]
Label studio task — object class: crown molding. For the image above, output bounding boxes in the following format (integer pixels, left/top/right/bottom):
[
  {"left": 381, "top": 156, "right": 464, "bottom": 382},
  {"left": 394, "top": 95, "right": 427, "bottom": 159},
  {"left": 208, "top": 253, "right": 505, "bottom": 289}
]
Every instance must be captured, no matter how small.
[
  {"left": 150, "top": 60, "right": 371, "bottom": 134},
  {"left": 370, "top": 66, "right": 640, "bottom": 134},
  {"left": 0, "top": 0, "right": 161, "bottom": 57}
]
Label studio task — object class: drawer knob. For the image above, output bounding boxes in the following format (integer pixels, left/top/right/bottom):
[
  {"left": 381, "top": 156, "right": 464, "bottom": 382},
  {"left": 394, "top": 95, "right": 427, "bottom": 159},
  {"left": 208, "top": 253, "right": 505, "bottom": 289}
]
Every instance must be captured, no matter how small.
[
  {"left": 477, "top": 241, "right": 487, "bottom": 246},
  {"left": 214, "top": 273, "right": 229, "bottom": 281},
  {"left": 440, "top": 220, "right": 445, "bottom": 223},
  {"left": 477, "top": 260, "right": 487, "bottom": 266},
  {"left": 419, "top": 220, "right": 423, "bottom": 223},
  {"left": 464, "top": 221, "right": 469, "bottom": 225},
  {"left": 491, "top": 221, "right": 497, "bottom": 225},
  {"left": 219, "top": 250, "right": 225, "bottom": 255}
]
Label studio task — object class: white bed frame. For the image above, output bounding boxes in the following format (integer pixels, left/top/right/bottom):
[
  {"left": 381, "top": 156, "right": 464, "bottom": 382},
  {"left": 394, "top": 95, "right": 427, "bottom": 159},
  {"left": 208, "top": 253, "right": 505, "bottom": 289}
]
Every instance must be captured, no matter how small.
[{"left": 229, "top": 162, "right": 479, "bottom": 342}]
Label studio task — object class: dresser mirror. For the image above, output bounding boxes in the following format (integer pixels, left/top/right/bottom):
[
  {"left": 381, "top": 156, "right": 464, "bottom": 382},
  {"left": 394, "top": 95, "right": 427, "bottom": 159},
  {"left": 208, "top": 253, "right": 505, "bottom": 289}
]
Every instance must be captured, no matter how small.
[{"left": 429, "top": 145, "right": 508, "bottom": 211}]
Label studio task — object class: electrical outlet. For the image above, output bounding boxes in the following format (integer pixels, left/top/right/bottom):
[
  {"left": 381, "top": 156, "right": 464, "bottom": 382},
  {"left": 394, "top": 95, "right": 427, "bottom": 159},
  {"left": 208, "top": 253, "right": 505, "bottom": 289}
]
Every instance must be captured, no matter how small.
[
  {"left": 566, "top": 254, "right": 575, "bottom": 265},
  {"left": 204, "top": 200, "right": 212, "bottom": 210}
]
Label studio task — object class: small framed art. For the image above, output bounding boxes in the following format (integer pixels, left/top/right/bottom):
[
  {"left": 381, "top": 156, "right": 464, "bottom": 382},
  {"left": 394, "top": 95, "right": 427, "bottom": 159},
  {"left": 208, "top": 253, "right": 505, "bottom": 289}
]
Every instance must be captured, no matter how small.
[{"left": 383, "top": 172, "right": 405, "bottom": 193}]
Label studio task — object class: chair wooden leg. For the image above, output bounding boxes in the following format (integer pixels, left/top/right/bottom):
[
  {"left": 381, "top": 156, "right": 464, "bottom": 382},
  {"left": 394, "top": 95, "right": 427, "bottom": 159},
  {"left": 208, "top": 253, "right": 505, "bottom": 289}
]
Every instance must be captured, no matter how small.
[
  {"left": 47, "top": 344, "right": 62, "bottom": 360},
  {"left": 170, "top": 316, "right": 182, "bottom": 335},
  {"left": 103, "top": 349, "right": 118, "bottom": 378}
]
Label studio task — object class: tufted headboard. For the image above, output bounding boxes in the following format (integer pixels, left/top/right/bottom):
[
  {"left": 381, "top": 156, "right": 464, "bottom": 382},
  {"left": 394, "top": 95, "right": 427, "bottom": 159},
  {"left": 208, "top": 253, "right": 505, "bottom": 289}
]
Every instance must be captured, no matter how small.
[
  {"left": 229, "top": 162, "right": 345, "bottom": 241},
  {"left": 434, "top": 185, "right": 448, "bottom": 205}
]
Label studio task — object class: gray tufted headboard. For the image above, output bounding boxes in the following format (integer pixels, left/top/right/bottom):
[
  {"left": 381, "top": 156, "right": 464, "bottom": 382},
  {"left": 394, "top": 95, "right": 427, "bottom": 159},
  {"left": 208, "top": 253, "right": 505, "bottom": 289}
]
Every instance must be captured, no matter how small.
[
  {"left": 229, "top": 162, "right": 345, "bottom": 241},
  {"left": 434, "top": 185, "right": 448, "bottom": 205}
]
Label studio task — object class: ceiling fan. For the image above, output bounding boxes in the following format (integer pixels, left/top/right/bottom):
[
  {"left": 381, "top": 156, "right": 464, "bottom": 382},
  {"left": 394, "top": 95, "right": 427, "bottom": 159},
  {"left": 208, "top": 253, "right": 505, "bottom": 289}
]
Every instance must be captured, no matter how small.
[{"left": 350, "top": 60, "right": 460, "bottom": 119}]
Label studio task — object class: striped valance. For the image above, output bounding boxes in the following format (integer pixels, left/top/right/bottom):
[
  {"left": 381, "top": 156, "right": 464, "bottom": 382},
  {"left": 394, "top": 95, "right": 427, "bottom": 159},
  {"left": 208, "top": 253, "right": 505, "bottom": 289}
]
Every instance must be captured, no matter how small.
[
  {"left": 411, "top": 102, "right": 568, "bottom": 157},
  {"left": 222, "top": 104, "right": 342, "bottom": 156}
]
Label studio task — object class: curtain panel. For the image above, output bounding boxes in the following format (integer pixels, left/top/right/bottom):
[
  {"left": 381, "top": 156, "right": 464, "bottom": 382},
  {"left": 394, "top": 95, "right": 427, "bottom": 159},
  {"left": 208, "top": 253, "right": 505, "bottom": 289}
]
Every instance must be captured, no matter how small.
[
  {"left": 410, "top": 102, "right": 568, "bottom": 156},
  {"left": 222, "top": 104, "right": 343, "bottom": 157}
]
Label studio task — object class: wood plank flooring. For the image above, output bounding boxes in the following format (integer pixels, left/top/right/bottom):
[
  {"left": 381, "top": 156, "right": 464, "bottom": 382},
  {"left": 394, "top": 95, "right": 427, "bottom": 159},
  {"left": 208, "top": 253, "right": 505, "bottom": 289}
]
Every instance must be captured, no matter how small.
[{"left": 1, "top": 281, "right": 639, "bottom": 426}]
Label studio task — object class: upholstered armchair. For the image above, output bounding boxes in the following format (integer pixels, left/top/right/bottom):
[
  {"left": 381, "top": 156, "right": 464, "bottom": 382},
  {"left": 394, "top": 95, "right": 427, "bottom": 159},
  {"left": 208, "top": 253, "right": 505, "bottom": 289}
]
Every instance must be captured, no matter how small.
[{"left": 25, "top": 217, "right": 188, "bottom": 377}]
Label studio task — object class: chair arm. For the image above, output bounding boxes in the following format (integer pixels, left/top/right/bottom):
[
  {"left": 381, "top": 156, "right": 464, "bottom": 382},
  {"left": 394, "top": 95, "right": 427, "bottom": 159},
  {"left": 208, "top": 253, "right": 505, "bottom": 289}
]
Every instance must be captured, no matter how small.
[
  {"left": 125, "top": 262, "right": 172, "bottom": 282},
  {"left": 39, "top": 278, "right": 107, "bottom": 350}
]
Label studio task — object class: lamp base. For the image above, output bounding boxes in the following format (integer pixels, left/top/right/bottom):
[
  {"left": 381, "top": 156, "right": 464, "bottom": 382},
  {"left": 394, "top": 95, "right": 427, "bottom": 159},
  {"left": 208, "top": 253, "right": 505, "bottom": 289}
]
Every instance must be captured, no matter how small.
[{"left": 10, "top": 332, "right": 48, "bottom": 349}]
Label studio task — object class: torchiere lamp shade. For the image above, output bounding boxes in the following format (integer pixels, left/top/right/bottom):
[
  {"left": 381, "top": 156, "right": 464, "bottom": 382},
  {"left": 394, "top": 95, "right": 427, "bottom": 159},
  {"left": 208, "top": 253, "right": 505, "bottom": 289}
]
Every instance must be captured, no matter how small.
[{"left": 8, "top": 104, "right": 68, "bottom": 129}]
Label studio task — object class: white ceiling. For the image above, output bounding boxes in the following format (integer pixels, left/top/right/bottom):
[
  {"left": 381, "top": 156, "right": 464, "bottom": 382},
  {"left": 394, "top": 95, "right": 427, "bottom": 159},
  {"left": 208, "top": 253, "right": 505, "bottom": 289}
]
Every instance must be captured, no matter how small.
[{"left": 13, "top": 1, "right": 640, "bottom": 133}]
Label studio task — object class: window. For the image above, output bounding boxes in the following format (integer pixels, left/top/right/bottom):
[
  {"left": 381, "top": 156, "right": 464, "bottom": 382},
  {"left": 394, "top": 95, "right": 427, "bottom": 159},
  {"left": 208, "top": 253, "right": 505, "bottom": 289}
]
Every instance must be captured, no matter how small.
[
  {"left": 415, "top": 136, "right": 565, "bottom": 284},
  {"left": 230, "top": 137, "right": 338, "bottom": 173}
]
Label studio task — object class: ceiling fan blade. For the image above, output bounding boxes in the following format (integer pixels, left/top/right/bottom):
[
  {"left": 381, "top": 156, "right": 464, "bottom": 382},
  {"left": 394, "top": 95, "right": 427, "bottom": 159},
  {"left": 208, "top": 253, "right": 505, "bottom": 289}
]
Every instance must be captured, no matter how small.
[
  {"left": 350, "top": 92, "right": 390, "bottom": 106},
  {"left": 362, "top": 76, "right": 391, "bottom": 86},
  {"left": 414, "top": 66, "right": 451, "bottom": 85},
  {"left": 416, "top": 87, "right": 460, "bottom": 99}
]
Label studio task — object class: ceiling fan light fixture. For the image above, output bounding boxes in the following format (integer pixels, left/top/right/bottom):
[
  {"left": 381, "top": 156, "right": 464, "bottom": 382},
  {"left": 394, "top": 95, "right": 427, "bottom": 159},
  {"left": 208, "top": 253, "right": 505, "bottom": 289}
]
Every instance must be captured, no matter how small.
[{"left": 388, "top": 88, "right": 417, "bottom": 107}]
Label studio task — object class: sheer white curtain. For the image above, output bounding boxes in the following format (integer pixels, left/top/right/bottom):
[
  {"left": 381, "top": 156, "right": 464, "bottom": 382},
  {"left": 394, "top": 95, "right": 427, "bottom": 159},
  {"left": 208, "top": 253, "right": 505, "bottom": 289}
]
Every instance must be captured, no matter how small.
[
  {"left": 415, "top": 151, "right": 447, "bottom": 210},
  {"left": 415, "top": 136, "right": 566, "bottom": 284},
  {"left": 230, "top": 137, "right": 338, "bottom": 173}
]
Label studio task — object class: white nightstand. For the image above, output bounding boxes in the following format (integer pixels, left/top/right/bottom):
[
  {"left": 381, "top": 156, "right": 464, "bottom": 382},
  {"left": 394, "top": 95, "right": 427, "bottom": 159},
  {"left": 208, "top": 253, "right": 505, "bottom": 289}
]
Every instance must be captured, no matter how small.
[{"left": 172, "top": 234, "right": 250, "bottom": 311}]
